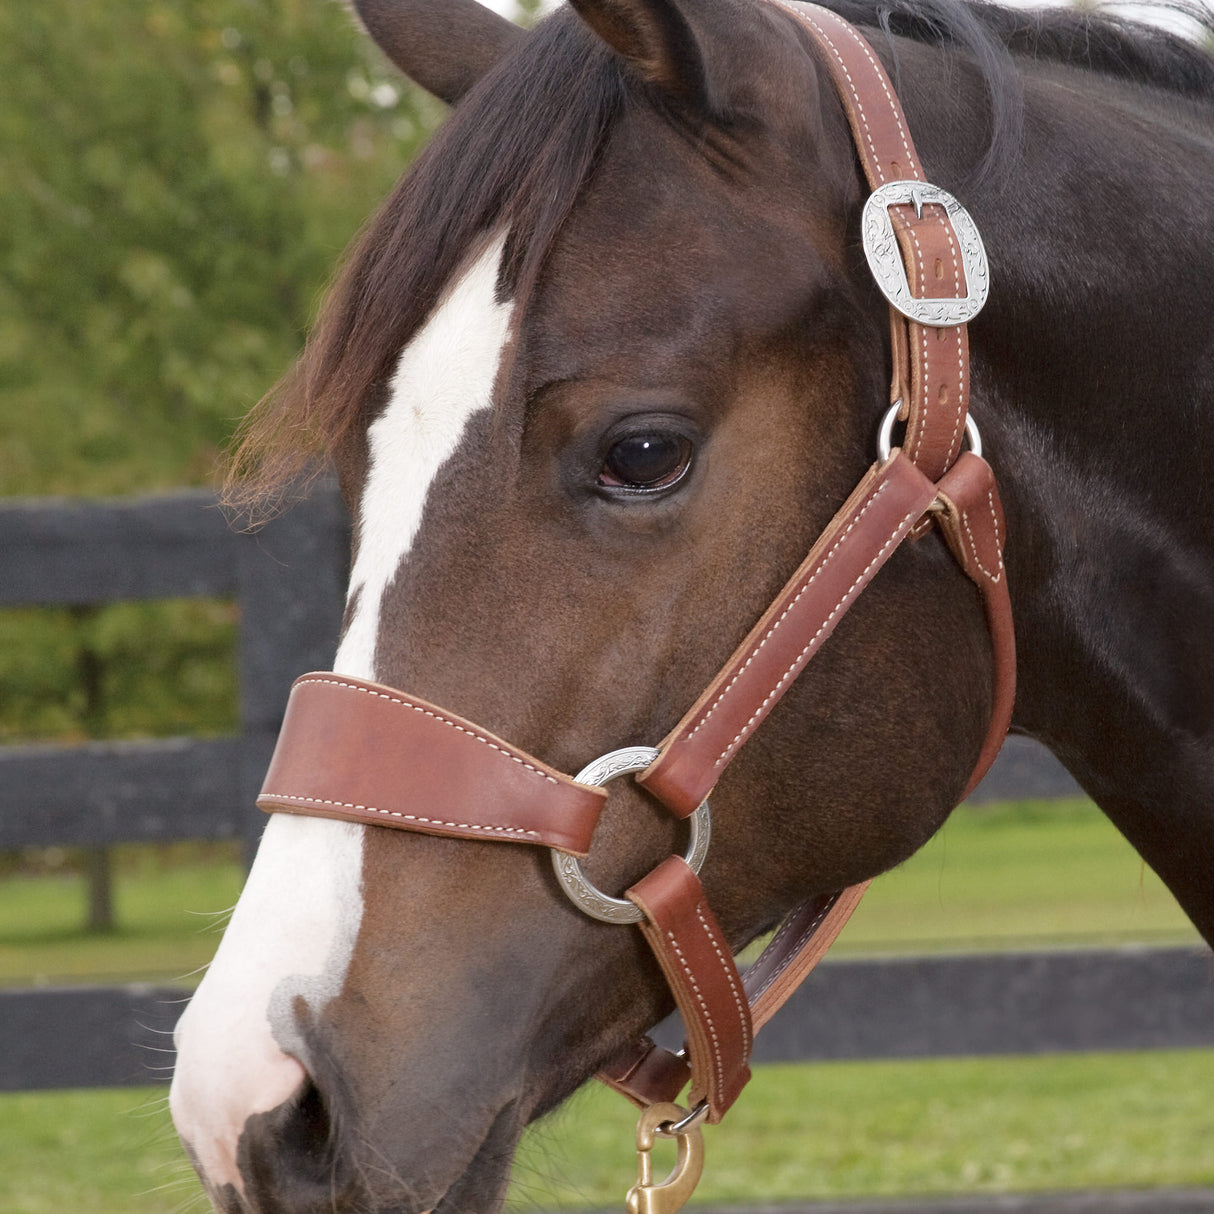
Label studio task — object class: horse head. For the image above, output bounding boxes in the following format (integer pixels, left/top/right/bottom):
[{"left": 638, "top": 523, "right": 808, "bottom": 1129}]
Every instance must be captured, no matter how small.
[{"left": 171, "top": 0, "right": 1000, "bottom": 1209}]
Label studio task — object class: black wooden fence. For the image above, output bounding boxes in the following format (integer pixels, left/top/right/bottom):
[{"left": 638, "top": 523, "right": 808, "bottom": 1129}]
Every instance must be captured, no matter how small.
[
  {"left": 1, "top": 488, "right": 1212, "bottom": 1092},
  {"left": 0, "top": 488, "right": 347, "bottom": 851}
]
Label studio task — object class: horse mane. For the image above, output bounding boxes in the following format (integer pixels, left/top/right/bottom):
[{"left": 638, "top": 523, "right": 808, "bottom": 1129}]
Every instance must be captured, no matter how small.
[
  {"left": 226, "top": 1, "right": 1214, "bottom": 513},
  {"left": 832, "top": 0, "right": 1214, "bottom": 98},
  {"left": 226, "top": 11, "right": 625, "bottom": 514},
  {"left": 827, "top": 0, "right": 1214, "bottom": 188}
]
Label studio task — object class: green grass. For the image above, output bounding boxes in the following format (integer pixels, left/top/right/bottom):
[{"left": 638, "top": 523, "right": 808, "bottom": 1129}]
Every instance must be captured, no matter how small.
[
  {"left": 835, "top": 798, "right": 1199, "bottom": 954},
  {"left": 0, "top": 1088, "right": 197, "bottom": 1214},
  {"left": 0, "top": 845, "right": 244, "bottom": 987},
  {"left": 514, "top": 1050, "right": 1214, "bottom": 1208},
  {"left": 5, "top": 1051, "right": 1214, "bottom": 1213},
  {"left": 0, "top": 801, "right": 1206, "bottom": 1212}
]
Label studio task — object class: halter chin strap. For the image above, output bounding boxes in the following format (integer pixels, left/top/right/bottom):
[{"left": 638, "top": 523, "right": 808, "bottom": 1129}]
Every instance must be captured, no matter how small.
[{"left": 257, "top": 3, "right": 1015, "bottom": 1132}]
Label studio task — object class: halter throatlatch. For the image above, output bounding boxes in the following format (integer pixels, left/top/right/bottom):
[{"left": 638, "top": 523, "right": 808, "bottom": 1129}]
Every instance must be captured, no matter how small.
[{"left": 257, "top": 4, "right": 1015, "bottom": 1209}]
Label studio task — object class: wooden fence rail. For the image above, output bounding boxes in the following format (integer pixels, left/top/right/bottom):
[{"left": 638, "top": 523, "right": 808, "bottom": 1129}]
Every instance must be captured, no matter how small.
[
  {"left": 4, "top": 945, "right": 1212, "bottom": 1093},
  {"left": 0, "top": 488, "right": 347, "bottom": 850},
  {"left": 1, "top": 489, "right": 1209, "bottom": 1094}
]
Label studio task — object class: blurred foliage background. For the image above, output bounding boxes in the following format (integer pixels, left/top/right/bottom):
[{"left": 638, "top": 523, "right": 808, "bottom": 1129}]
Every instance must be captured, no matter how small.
[
  {"left": 0, "top": 0, "right": 445, "bottom": 760},
  {"left": 0, "top": 0, "right": 442, "bottom": 499},
  {"left": 0, "top": 0, "right": 445, "bottom": 891}
]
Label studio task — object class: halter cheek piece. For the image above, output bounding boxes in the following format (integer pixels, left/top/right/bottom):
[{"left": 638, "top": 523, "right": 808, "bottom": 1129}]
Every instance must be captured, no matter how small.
[{"left": 257, "top": 0, "right": 1014, "bottom": 1171}]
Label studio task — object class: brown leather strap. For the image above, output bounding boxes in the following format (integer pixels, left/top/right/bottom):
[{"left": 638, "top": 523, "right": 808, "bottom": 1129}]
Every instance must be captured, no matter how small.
[
  {"left": 598, "top": 1034, "right": 691, "bottom": 1110},
  {"left": 779, "top": 1, "right": 925, "bottom": 185},
  {"left": 932, "top": 452, "right": 1016, "bottom": 798},
  {"left": 777, "top": 1, "right": 972, "bottom": 481},
  {"left": 256, "top": 674, "right": 607, "bottom": 856},
  {"left": 603, "top": 9, "right": 1001, "bottom": 1115},
  {"left": 607, "top": 457, "right": 1013, "bottom": 1115},
  {"left": 743, "top": 882, "right": 872, "bottom": 1031},
  {"left": 597, "top": 883, "right": 870, "bottom": 1114},
  {"left": 639, "top": 451, "right": 939, "bottom": 817},
  {"left": 627, "top": 856, "right": 753, "bottom": 1122}
]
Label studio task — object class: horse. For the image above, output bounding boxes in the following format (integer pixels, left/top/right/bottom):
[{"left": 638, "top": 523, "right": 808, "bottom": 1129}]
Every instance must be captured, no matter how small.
[{"left": 169, "top": 0, "right": 1214, "bottom": 1210}]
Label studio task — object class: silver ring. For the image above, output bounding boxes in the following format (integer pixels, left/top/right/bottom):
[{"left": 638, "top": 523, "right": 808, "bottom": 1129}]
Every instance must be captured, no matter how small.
[
  {"left": 661, "top": 1100, "right": 709, "bottom": 1136},
  {"left": 551, "top": 746, "right": 711, "bottom": 925},
  {"left": 877, "top": 401, "right": 982, "bottom": 462}
]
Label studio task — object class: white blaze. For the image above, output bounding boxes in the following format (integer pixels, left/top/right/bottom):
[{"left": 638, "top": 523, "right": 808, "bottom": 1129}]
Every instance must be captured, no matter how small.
[
  {"left": 171, "top": 235, "right": 515, "bottom": 1196},
  {"left": 339, "top": 232, "right": 514, "bottom": 678}
]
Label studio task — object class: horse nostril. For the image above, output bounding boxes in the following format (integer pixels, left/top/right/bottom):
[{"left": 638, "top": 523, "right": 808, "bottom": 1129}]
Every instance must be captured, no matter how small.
[
  {"left": 277, "top": 1077, "right": 334, "bottom": 1171},
  {"left": 238, "top": 1075, "right": 352, "bottom": 1210}
]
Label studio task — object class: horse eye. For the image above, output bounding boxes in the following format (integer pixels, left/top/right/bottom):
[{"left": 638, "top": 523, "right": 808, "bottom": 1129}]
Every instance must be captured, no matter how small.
[{"left": 599, "top": 433, "right": 693, "bottom": 491}]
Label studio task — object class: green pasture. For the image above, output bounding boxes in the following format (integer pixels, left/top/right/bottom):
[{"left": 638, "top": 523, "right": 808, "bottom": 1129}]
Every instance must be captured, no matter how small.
[
  {"left": 5, "top": 1049, "right": 1214, "bottom": 1214},
  {"left": 0, "top": 800, "right": 1208, "bottom": 1212},
  {"left": 0, "top": 843, "right": 245, "bottom": 988}
]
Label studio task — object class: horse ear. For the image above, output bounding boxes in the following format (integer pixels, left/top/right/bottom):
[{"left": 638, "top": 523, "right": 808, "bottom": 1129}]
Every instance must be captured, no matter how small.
[
  {"left": 349, "top": 0, "right": 524, "bottom": 105},
  {"left": 567, "top": 0, "right": 715, "bottom": 108}
]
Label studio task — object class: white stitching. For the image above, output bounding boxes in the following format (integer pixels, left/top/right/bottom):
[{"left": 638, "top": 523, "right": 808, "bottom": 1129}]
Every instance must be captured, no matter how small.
[
  {"left": 911, "top": 237, "right": 932, "bottom": 463},
  {"left": 294, "top": 675, "right": 562, "bottom": 786},
  {"left": 665, "top": 928, "right": 725, "bottom": 1101},
  {"left": 895, "top": 212, "right": 966, "bottom": 469},
  {"left": 936, "top": 218, "right": 968, "bottom": 459},
  {"left": 775, "top": 1, "right": 971, "bottom": 469},
  {"left": 932, "top": 213, "right": 971, "bottom": 458},
  {"left": 685, "top": 479, "right": 892, "bottom": 741},
  {"left": 714, "top": 507, "right": 921, "bottom": 767},
  {"left": 960, "top": 487, "right": 1004, "bottom": 583},
  {"left": 801, "top": 9, "right": 918, "bottom": 179},
  {"left": 696, "top": 904, "right": 752, "bottom": 1058},
  {"left": 756, "top": 905, "right": 805, "bottom": 959},
  {"left": 887, "top": 210, "right": 931, "bottom": 465},
  {"left": 769, "top": 2, "right": 918, "bottom": 183},
  {"left": 260, "top": 792, "right": 542, "bottom": 840},
  {"left": 881, "top": 191, "right": 968, "bottom": 471},
  {"left": 747, "top": 897, "right": 835, "bottom": 1004}
]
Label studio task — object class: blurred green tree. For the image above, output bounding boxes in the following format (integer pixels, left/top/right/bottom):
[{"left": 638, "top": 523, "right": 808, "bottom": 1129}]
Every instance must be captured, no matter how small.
[{"left": 0, "top": 0, "right": 441, "bottom": 497}]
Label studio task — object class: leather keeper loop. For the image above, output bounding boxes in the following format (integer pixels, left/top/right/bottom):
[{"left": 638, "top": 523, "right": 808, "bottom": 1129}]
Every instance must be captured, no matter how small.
[
  {"left": 932, "top": 453, "right": 1017, "bottom": 797},
  {"left": 597, "top": 1035, "right": 692, "bottom": 1111}
]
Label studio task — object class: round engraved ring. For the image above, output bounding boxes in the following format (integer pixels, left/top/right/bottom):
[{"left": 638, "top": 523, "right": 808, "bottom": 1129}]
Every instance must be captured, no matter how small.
[{"left": 551, "top": 746, "right": 712, "bottom": 924}]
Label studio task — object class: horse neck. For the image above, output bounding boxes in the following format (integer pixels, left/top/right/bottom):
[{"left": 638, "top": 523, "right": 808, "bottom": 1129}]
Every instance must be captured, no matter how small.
[{"left": 913, "top": 54, "right": 1214, "bottom": 812}]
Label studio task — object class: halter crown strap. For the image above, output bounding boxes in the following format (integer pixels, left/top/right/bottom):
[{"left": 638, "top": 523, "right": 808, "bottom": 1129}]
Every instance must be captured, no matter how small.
[{"left": 779, "top": 1, "right": 978, "bottom": 482}]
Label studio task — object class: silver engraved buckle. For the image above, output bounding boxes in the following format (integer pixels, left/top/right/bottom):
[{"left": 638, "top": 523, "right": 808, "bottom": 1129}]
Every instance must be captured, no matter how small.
[{"left": 861, "top": 181, "right": 990, "bottom": 327}]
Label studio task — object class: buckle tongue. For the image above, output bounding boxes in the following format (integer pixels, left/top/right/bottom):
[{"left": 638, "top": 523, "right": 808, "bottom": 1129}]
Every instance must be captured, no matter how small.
[{"left": 862, "top": 180, "right": 990, "bottom": 326}]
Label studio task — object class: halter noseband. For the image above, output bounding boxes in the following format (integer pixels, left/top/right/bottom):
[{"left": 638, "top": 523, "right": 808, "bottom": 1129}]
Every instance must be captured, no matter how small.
[{"left": 256, "top": 0, "right": 1015, "bottom": 1169}]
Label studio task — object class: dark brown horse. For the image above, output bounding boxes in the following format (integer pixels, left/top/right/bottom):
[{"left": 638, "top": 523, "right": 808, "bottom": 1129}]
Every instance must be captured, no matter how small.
[{"left": 170, "top": 0, "right": 1214, "bottom": 1210}]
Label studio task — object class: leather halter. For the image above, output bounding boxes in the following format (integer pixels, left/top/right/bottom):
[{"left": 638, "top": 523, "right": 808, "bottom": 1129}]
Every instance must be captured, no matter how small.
[{"left": 257, "top": 2, "right": 1015, "bottom": 1131}]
